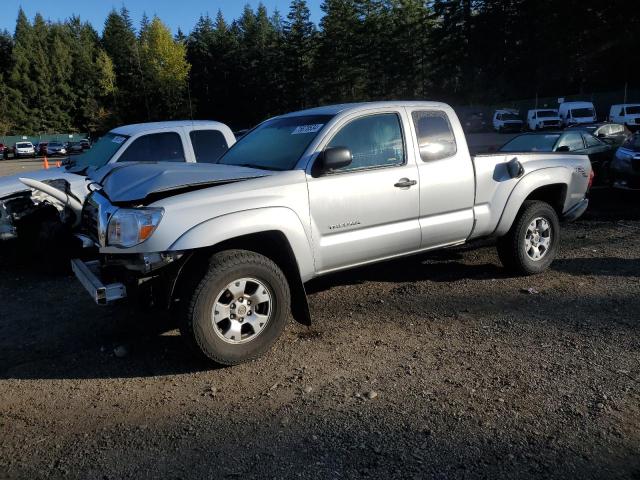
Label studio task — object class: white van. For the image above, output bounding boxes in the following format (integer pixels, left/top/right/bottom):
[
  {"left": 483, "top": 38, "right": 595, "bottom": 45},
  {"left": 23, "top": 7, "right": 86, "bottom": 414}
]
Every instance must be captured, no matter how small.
[
  {"left": 558, "top": 101, "right": 596, "bottom": 126},
  {"left": 526, "top": 109, "right": 561, "bottom": 130},
  {"left": 609, "top": 104, "right": 640, "bottom": 129},
  {"left": 492, "top": 109, "right": 523, "bottom": 132}
]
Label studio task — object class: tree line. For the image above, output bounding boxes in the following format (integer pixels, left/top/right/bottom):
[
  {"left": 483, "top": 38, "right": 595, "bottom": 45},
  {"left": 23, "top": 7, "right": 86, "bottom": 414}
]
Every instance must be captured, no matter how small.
[{"left": 0, "top": 0, "right": 637, "bottom": 135}]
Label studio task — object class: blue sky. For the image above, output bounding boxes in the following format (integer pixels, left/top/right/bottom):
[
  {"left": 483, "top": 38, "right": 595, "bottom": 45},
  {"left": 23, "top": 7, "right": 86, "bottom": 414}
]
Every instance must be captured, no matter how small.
[{"left": 0, "top": 1, "right": 324, "bottom": 34}]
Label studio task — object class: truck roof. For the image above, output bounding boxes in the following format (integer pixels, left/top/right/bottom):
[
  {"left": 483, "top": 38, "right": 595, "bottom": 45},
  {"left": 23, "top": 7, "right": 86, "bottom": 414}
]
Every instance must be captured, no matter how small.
[
  {"left": 111, "top": 120, "right": 230, "bottom": 136},
  {"left": 281, "top": 101, "right": 453, "bottom": 118}
]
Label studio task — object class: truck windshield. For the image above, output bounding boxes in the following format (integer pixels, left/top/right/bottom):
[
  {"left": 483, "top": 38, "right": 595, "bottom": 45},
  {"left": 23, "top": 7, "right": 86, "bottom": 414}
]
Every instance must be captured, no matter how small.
[
  {"left": 502, "top": 113, "right": 520, "bottom": 121},
  {"left": 571, "top": 108, "right": 594, "bottom": 118},
  {"left": 626, "top": 106, "right": 640, "bottom": 115},
  {"left": 68, "top": 133, "right": 128, "bottom": 171},
  {"left": 218, "top": 115, "right": 334, "bottom": 171},
  {"left": 500, "top": 134, "right": 561, "bottom": 152},
  {"left": 537, "top": 110, "right": 557, "bottom": 118}
]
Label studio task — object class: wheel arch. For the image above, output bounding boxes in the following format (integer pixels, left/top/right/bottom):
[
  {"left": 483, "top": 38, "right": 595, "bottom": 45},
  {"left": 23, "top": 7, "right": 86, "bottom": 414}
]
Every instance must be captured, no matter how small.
[
  {"left": 171, "top": 229, "right": 312, "bottom": 326},
  {"left": 495, "top": 167, "right": 571, "bottom": 236}
]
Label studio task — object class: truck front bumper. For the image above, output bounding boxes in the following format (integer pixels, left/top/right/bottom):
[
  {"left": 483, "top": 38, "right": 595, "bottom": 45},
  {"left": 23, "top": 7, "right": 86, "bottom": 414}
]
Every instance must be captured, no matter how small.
[{"left": 71, "top": 258, "right": 127, "bottom": 305}]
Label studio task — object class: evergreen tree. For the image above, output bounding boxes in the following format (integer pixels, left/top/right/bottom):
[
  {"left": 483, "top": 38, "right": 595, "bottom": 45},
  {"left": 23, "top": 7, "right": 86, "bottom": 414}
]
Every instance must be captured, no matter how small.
[
  {"left": 282, "top": 0, "right": 316, "bottom": 110},
  {"left": 138, "top": 16, "right": 191, "bottom": 119}
]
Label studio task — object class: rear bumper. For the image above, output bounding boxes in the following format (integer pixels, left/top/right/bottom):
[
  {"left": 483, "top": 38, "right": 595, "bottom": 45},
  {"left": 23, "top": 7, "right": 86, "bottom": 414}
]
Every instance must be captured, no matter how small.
[
  {"left": 71, "top": 258, "right": 127, "bottom": 305},
  {"left": 563, "top": 198, "right": 589, "bottom": 221}
]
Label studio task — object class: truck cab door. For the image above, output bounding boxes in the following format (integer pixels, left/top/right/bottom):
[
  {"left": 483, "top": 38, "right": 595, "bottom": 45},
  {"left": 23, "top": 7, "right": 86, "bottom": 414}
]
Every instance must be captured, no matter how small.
[
  {"left": 306, "top": 110, "right": 421, "bottom": 273},
  {"left": 406, "top": 108, "right": 475, "bottom": 248}
]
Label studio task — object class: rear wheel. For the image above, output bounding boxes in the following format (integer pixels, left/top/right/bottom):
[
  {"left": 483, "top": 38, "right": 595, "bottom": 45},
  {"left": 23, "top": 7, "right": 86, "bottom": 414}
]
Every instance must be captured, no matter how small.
[
  {"left": 497, "top": 201, "right": 560, "bottom": 275},
  {"left": 179, "top": 249, "right": 291, "bottom": 365}
]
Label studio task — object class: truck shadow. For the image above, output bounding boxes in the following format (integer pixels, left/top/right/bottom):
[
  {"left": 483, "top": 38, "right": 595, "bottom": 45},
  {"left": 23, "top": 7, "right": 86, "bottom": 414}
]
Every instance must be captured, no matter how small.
[
  {"left": 306, "top": 247, "right": 511, "bottom": 294},
  {"left": 1, "top": 246, "right": 638, "bottom": 381}
]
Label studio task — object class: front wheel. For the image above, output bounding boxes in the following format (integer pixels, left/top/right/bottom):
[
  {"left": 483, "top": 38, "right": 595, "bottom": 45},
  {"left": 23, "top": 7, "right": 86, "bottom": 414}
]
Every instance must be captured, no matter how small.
[
  {"left": 497, "top": 201, "right": 560, "bottom": 275},
  {"left": 179, "top": 249, "right": 291, "bottom": 365}
]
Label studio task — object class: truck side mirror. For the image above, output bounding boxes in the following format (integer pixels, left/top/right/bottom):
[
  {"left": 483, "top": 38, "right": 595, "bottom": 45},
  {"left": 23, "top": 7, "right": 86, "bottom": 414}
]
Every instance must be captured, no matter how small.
[
  {"left": 556, "top": 145, "right": 570, "bottom": 152},
  {"left": 320, "top": 147, "right": 352, "bottom": 172}
]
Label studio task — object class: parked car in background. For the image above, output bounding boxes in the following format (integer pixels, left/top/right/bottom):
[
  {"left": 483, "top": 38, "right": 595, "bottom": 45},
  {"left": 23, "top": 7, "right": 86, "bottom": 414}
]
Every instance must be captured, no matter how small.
[
  {"left": 79, "top": 139, "right": 91, "bottom": 150},
  {"left": 67, "top": 142, "right": 84, "bottom": 154},
  {"left": 609, "top": 104, "right": 640, "bottom": 130},
  {"left": 37, "top": 141, "right": 49, "bottom": 156},
  {"left": 13, "top": 142, "right": 36, "bottom": 158},
  {"left": 46, "top": 141, "right": 67, "bottom": 156},
  {"left": 493, "top": 109, "right": 523, "bottom": 132},
  {"left": 0, "top": 120, "right": 236, "bottom": 246},
  {"left": 559, "top": 101, "right": 597, "bottom": 126},
  {"left": 461, "top": 112, "right": 488, "bottom": 133},
  {"left": 527, "top": 109, "right": 561, "bottom": 130},
  {"left": 610, "top": 133, "right": 640, "bottom": 190},
  {"left": 500, "top": 130, "right": 614, "bottom": 184},
  {"left": 567, "top": 122, "right": 631, "bottom": 148}
]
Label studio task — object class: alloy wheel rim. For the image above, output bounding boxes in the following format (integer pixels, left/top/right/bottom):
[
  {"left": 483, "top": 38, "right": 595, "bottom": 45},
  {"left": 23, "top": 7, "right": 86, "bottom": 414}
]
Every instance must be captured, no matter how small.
[
  {"left": 524, "top": 217, "right": 552, "bottom": 261},
  {"left": 211, "top": 277, "right": 272, "bottom": 344}
]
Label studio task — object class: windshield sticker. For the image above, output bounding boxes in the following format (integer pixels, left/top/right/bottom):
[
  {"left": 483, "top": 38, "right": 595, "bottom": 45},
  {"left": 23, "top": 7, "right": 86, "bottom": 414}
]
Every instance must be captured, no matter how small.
[
  {"left": 111, "top": 136, "right": 126, "bottom": 144},
  {"left": 292, "top": 124, "right": 324, "bottom": 135}
]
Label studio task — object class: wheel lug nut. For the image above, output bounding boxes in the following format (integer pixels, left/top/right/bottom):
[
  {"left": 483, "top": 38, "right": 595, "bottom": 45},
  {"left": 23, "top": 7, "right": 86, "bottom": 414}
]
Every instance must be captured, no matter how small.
[{"left": 230, "top": 314, "right": 235, "bottom": 319}]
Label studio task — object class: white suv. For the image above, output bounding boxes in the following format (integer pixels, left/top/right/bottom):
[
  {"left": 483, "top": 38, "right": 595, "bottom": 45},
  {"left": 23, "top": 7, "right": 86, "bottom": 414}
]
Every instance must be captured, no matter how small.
[{"left": 13, "top": 142, "right": 36, "bottom": 158}]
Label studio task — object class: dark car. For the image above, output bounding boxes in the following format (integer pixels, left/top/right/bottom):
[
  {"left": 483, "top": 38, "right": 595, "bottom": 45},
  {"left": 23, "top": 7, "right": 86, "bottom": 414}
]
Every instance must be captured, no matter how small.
[
  {"left": 461, "top": 112, "right": 488, "bottom": 133},
  {"left": 37, "top": 141, "right": 49, "bottom": 156},
  {"left": 67, "top": 142, "right": 84, "bottom": 154},
  {"left": 500, "top": 131, "right": 615, "bottom": 184},
  {"left": 567, "top": 122, "right": 631, "bottom": 148},
  {"left": 46, "top": 141, "right": 67, "bottom": 156},
  {"left": 610, "top": 133, "right": 640, "bottom": 190},
  {"left": 79, "top": 139, "right": 91, "bottom": 150}
]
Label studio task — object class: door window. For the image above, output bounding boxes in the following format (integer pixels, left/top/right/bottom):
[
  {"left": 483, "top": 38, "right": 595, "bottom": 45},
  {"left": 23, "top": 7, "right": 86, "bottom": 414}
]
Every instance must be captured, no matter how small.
[
  {"left": 411, "top": 110, "right": 457, "bottom": 161},
  {"left": 190, "top": 130, "right": 229, "bottom": 163},
  {"left": 584, "top": 133, "right": 602, "bottom": 148},
  {"left": 117, "top": 132, "right": 186, "bottom": 163},
  {"left": 556, "top": 132, "right": 584, "bottom": 151},
  {"left": 326, "top": 113, "right": 405, "bottom": 172}
]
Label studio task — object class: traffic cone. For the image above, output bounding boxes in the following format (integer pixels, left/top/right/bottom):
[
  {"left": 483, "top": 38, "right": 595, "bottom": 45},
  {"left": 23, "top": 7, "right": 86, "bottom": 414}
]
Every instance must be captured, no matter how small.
[{"left": 43, "top": 156, "right": 49, "bottom": 169}]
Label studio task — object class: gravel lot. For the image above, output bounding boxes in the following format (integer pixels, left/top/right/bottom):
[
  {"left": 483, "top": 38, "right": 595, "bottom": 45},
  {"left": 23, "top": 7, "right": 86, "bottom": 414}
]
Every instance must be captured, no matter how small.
[{"left": 1, "top": 141, "right": 639, "bottom": 479}]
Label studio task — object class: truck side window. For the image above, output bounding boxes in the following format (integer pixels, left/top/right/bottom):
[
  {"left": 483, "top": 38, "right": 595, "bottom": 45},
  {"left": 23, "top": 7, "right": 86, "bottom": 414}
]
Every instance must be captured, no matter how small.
[
  {"left": 326, "top": 113, "right": 405, "bottom": 171},
  {"left": 117, "top": 132, "right": 186, "bottom": 163},
  {"left": 411, "top": 110, "right": 457, "bottom": 161},
  {"left": 190, "top": 130, "right": 229, "bottom": 163}
]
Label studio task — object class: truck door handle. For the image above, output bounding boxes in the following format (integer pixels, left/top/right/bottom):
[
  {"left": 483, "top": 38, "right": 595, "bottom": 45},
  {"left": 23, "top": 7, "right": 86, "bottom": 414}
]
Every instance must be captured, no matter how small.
[{"left": 394, "top": 178, "right": 417, "bottom": 188}]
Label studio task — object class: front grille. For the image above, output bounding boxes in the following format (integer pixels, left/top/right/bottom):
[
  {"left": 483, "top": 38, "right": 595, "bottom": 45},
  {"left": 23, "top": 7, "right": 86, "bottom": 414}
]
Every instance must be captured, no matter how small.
[
  {"left": 543, "top": 120, "right": 559, "bottom": 126},
  {"left": 632, "top": 160, "right": 640, "bottom": 173}
]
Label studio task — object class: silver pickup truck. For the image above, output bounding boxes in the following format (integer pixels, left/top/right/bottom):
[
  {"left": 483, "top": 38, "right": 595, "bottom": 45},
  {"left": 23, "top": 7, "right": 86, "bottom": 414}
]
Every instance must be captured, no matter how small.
[{"left": 69, "top": 102, "right": 592, "bottom": 365}]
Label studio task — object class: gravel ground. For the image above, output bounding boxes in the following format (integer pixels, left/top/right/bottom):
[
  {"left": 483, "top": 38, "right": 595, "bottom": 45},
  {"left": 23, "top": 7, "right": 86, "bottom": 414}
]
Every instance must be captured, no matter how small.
[{"left": 1, "top": 150, "right": 639, "bottom": 479}]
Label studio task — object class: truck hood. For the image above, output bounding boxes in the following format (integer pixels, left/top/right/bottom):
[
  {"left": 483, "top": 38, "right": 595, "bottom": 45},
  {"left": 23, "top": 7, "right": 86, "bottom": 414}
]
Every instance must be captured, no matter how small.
[{"left": 91, "top": 162, "right": 274, "bottom": 204}]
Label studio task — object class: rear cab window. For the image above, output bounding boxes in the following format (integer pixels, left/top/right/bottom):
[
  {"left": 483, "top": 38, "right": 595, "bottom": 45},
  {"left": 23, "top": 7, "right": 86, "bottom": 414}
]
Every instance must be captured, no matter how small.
[
  {"left": 189, "top": 130, "right": 229, "bottom": 163},
  {"left": 411, "top": 110, "right": 457, "bottom": 161}
]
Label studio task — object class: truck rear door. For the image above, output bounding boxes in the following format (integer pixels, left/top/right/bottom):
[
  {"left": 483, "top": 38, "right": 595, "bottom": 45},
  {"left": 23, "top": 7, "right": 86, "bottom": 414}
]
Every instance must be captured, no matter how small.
[{"left": 405, "top": 107, "right": 475, "bottom": 248}]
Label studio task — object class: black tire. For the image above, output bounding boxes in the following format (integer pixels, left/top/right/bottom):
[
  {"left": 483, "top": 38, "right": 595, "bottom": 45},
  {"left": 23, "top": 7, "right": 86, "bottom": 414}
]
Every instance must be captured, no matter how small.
[
  {"left": 178, "top": 249, "right": 291, "bottom": 365},
  {"left": 496, "top": 200, "right": 560, "bottom": 275}
]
